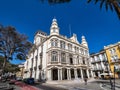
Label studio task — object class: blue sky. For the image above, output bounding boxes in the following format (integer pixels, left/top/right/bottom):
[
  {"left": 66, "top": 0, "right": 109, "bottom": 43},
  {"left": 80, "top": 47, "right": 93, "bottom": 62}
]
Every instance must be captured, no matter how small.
[{"left": 0, "top": 0, "right": 120, "bottom": 64}]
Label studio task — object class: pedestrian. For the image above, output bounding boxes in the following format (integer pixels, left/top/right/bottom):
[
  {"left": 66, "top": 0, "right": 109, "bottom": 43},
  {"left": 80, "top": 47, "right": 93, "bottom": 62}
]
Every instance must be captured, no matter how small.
[{"left": 84, "top": 77, "right": 87, "bottom": 85}]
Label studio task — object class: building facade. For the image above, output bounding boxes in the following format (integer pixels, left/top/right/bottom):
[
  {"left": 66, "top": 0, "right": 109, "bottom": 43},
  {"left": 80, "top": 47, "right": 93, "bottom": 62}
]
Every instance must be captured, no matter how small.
[
  {"left": 16, "top": 64, "right": 24, "bottom": 78},
  {"left": 23, "top": 18, "right": 93, "bottom": 81},
  {"left": 90, "top": 50, "right": 111, "bottom": 79},
  {"left": 104, "top": 42, "right": 120, "bottom": 78}
]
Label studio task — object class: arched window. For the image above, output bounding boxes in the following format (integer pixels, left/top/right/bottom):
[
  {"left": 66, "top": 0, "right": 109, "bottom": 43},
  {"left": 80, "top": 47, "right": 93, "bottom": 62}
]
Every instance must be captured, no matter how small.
[
  {"left": 85, "top": 50, "right": 88, "bottom": 55},
  {"left": 51, "top": 51, "right": 58, "bottom": 62},
  {"left": 60, "top": 41, "right": 65, "bottom": 49},
  {"left": 51, "top": 39, "right": 58, "bottom": 47},
  {"left": 69, "top": 54, "right": 73, "bottom": 64},
  {"left": 61, "top": 53, "right": 66, "bottom": 63},
  {"left": 82, "top": 57, "right": 85, "bottom": 64},
  {"left": 68, "top": 43, "right": 72, "bottom": 50},
  {"left": 80, "top": 48, "right": 84, "bottom": 55}
]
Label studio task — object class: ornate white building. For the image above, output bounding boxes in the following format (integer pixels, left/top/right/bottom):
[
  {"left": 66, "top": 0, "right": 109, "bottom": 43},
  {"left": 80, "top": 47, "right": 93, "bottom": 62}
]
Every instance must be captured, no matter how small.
[{"left": 23, "top": 18, "right": 93, "bottom": 81}]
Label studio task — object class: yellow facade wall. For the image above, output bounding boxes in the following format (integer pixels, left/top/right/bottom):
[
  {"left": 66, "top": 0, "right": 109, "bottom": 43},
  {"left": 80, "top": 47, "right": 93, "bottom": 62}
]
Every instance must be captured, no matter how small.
[{"left": 105, "top": 43, "right": 120, "bottom": 79}]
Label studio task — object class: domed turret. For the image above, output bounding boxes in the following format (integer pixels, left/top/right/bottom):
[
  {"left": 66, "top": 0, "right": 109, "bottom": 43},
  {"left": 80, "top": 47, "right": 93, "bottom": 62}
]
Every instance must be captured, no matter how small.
[
  {"left": 50, "top": 18, "right": 59, "bottom": 35},
  {"left": 81, "top": 35, "right": 88, "bottom": 47}
]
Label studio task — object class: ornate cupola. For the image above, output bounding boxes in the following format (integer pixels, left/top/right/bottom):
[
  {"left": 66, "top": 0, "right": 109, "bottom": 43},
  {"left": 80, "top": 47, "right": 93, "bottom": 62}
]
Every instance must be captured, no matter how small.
[
  {"left": 81, "top": 35, "right": 88, "bottom": 48},
  {"left": 50, "top": 18, "right": 59, "bottom": 35}
]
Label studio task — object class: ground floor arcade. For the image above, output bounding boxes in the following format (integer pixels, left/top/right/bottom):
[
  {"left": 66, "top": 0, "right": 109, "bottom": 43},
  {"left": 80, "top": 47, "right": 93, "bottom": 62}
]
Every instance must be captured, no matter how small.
[{"left": 47, "top": 67, "right": 93, "bottom": 81}]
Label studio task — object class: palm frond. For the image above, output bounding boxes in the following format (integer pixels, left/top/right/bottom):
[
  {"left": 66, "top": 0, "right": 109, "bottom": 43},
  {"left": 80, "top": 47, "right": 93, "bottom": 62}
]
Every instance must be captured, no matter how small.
[
  {"left": 87, "top": 0, "right": 92, "bottom": 3},
  {"left": 95, "top": 0, "right": 99, "bottom": 4},
  {"left": 100, "top": 0, "right": 105, "bottom": 10},
  {"left": 105, "top": 1, "right": 109, "bottom": 11},
  {"left": 109, "top": 3, "right": 114, "bottom": 12}
]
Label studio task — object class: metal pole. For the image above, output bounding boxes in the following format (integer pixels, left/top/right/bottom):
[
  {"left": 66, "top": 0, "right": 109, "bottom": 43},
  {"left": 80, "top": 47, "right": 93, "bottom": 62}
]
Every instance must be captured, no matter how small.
[
  {"left": 114, "top": 66, "right": 115, "bottom": 90},
  {"left": 105, "top": 62, "right": 113, "bottom": 90}
]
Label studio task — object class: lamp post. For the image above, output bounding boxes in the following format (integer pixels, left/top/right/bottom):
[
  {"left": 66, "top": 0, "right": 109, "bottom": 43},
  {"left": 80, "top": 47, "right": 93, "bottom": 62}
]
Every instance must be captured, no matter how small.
[
  {"left": 113, "top": 61, "right": 119, "bottom": 90},
  {"left": 104, "top": 61, "right": 113, "bottom": 90},
  {"left": 113, "top": 65, "right": 116, "bottom": 90}
]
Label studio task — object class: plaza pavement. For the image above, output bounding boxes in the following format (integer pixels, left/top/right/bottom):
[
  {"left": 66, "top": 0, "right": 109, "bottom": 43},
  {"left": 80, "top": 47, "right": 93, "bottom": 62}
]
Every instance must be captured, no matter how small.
[
  {"left": 1, "top": 78, "right": 120, "bottom": 90},
  {"left": 37, "top": 78, "right": 120, "bottom": 90}
]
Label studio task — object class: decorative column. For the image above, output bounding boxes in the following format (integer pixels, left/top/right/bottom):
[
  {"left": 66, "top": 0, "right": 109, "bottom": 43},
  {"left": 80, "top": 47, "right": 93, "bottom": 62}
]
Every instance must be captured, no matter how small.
[
  {"left": 69, "top": 69, "right": 71, "bottom": 80},
  {"left": 58, "top": 69, "right": 60, "bottom": 80},
  {"left": 87, "top": 69, "right": 90, "bottom": 78},
  {"left": 80, "top": 68, "right": 84, "bottom": 79},
  {"left": 60, "top": 69, "right": 62, "bottom": 80},
  {"left": 58, "top": 68, "right": 62, "bottom": 80},
  {"left": 48, "top": 69, "right": 52, "bottom": 81},
  {"left": 58, "top": 51, "right": 61, "bottom": 64},
  {"left": 67, "top": 68, "right": 69, "bottom": 80},
  {"left": 74, "top": 68, "right": 78, "bottom": 79},
  {"left": 67, "top": 68, "right": 71, "bottom": 80},
  {"left": 91, "top": 70, "right": 94, "bottom": 77}
]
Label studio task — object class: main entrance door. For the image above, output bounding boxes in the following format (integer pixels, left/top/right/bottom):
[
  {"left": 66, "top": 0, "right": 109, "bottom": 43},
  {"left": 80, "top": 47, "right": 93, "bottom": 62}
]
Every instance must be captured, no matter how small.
[
  {"left": 52, "top": 68, "right": 58, "bottom": 80},
  {"left": 62, "top": 68, "right": 67, "bottom": 80}
]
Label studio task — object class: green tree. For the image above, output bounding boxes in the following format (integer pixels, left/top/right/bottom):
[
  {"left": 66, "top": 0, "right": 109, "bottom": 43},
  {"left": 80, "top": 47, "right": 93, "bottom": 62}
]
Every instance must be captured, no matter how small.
[
  {"left": 0, "top": 55, "right": 20, "bottom": 73},
  {"left": 0, "top": 25, "right": 32, "bottom": 74}
]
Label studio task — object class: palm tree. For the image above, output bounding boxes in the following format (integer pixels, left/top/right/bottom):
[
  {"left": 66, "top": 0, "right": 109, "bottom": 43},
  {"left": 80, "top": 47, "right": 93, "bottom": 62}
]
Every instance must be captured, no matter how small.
[
  {"left": 40, "top": 0, "right": 71, "bottom": 4},
  {"left": 87, "top": 0, "right": 120, "bottom": 19}
]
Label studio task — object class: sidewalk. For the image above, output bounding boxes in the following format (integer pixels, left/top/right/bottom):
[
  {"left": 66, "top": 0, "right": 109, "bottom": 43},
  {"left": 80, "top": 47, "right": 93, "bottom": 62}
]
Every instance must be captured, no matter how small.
[{"left": 11, "top": 80, "right": 40, "bottom": 90}]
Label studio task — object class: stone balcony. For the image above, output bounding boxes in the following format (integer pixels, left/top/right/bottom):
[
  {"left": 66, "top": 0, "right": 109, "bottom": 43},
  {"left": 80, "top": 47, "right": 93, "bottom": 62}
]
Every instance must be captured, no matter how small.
[{"left": 110, "top": 59, "right": 120, "bottom": 64}]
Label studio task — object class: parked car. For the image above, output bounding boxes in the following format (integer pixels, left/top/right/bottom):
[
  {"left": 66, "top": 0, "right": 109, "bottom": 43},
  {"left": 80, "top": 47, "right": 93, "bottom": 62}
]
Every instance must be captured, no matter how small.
[{"left": 23, "top": 78, "right": 34, "bottom": 84}]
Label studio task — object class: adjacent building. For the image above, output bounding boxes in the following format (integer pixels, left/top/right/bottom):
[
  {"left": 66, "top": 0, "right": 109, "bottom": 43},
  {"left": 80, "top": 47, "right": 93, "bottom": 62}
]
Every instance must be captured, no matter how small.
[
  {"left": 23, "top": 18, "right": 93, "bottom": 81},
  {"left": 16, "top": 64, "right": 24, "bottom": 78},
  {"left": 104, "top": 42, "right": 120, "bottom": 78},
  {"left": 90, "top": 50, "right": 110, "bottom": 79}
]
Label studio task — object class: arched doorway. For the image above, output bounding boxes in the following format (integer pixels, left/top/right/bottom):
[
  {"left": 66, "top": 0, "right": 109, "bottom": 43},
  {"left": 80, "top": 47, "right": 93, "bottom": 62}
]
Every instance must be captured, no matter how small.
[
  {"left": 62, "top": 68, "right": 67, "bottom": 80},
  {"left": 77, "top": 69, "right": 81, "bottom": 78},
  {"left": 83, "top": 69, "right": 87, "bottom": 78},
  {"left": 71, "top": 68, "right": 75, "bottom": 79},
  {"left": 52, "top": 68, "right": 58, "bottom": 80}
]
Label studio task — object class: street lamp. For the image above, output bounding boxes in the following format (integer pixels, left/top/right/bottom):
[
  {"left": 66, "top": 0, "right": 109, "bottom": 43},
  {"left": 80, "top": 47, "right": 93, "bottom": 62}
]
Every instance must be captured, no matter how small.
[
  {"left": 104, "top": 61, "right": 113, "bottom": 90},
  {"left": 113, "top": 61, "right": 119, "bottom": 90},
  {"left": 113, "top": 65, "right": 116, "bottom": 90}
]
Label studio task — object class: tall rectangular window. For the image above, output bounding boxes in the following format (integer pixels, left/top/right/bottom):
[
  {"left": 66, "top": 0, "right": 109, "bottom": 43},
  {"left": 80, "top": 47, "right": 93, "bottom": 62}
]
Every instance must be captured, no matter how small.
[
  {"left": 60, "top": 41, "right": 65, "bottom": 49},
  {"left": 51, "top": 51, "right": 58, "bottom": 62},
  {"left": 68, "top": 43, "right": 72, "bottom": 50},
  {"left": 61, "top": 53, "right": 66, "bottom": 63}
]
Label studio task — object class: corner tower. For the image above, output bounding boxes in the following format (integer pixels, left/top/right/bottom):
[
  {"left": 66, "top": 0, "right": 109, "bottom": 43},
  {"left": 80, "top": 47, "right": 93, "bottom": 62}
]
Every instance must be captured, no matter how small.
[
  {"left": 81, "top": 35, "right": 88, "bottom": 48},
  {"left": 50, "top": 18, "right": 59, "bottom": 35}
]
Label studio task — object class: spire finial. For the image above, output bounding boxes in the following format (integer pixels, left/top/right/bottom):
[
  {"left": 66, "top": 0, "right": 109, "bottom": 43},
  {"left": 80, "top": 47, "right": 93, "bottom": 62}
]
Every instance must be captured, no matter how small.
[{"left": 52, "top": 17, "right": 57, "bottom": 22}]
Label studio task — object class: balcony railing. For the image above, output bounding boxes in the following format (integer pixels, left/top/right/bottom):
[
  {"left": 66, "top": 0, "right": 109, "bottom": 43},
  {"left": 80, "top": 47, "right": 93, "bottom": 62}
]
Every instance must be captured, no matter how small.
[
  {"left": 95, "top": 59, "right": 101, "bottom": 63},
  {"left": 92, "top": 67, "right": 103, "bottom": 71},
  {"left": 91, "top": 60, "right": 96, "bottom": 64},
  {"left": 102, "top": 59, "right": 107, "bottom": 62},
  {"left": 110, "top": 59, "right": 120, "bottom": 64}
]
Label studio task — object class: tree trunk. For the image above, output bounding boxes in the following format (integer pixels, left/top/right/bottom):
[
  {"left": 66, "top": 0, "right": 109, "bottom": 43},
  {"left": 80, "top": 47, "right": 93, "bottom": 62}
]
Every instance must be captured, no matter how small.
[{"left": 1, "top": 56, "right": 7, "bottom": 75}]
